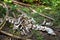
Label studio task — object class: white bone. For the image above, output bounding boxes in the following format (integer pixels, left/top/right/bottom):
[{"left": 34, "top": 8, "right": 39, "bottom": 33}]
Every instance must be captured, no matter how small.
[{"left": 44, "top": 27, "right": 56, "bottom": 35}]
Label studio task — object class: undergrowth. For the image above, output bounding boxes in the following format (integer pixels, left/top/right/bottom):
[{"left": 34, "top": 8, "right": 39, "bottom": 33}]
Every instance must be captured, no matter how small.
[{"left": 0, "top": 0, "right": 60, "bottom": 40}]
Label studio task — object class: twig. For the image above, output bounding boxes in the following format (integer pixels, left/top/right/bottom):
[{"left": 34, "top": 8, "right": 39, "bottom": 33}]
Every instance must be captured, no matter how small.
[
  {"left": 12, "top": 0, "right": 31, "bottom": 7},
  {"left": 29, "top": 7, "right": 55, "bottom": 21},
  {"left": 0, "top": 3, "right": 10, "bottom": 30},
  {"left": 0, "top": 30, "right": 25, "bottom": 40},
  {"left": 0, "top": 20, "right": 6, "bottom": 30},
  {"left": 0, "top": 3, "right": 5, "bottom": 8},
  {"left": 12, "top": 12, "right": 17, "bottom": 18},
  {"left": 39, "top": 14, "right": 55, "bottom": 21},
  {"left": 0, "top": 18, "right": 3, "bottom": 26},
  {"left": 0, "top": 3, "right": 7, "bottom": 28}
]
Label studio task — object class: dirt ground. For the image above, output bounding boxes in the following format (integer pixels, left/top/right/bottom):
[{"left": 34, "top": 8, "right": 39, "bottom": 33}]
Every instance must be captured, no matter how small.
[
  {"left": 0, "top": 27, "right": 60, "bottom": 40},
  {"left": 39, "top": 28, "right": 60, "bottom": 40}
]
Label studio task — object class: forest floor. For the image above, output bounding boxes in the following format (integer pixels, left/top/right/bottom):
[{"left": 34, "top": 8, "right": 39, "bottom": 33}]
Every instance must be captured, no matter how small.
[
  {"left": 0, "top": 0, "right": 60, "bottom": 40},
  {"left": 0, "top": 25, "right": 60, "bottom": 40}
]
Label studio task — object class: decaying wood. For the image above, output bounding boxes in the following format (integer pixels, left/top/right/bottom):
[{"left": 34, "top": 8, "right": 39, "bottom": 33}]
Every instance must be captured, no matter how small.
[
  {"left": 29, "top": 7, "right": 55, "bottom": 21},
  {"left": 12, "top": 0, "right": 31, "bottom": 7}
]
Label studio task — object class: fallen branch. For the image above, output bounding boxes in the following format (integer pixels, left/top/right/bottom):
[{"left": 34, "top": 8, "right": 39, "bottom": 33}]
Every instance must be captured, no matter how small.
[
  {"left": 39, "top": 13, "right": 55, "bottom": 21},
  {"left": 29, "top": 7, "right": 55, "bottom": 21},
  {"left": 0, "top": 30, "right": 25, "bottom": 40},
  {"left": 0, "top": 20, "right": 6, "bottom": 30},
  {"left": 0, "top": 3, "right": 9, "bottom": 30},
  {"left": 12, "top": 12, "right": 17, "bottom": 18},
  {"left": 12, "top": 0, "right": 31, "bottom": 7}
]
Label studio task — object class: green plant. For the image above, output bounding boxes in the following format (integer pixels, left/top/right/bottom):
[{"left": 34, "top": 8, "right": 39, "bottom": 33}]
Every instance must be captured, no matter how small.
[
  {"left": 41, "top": 0, "right": 60, "bottom": 6},
  {"left": 4, "top": 0, "right": 12, "bottom": 3},
  {"left": 23, "top": 0, "right": 41, "bottom": 3}
]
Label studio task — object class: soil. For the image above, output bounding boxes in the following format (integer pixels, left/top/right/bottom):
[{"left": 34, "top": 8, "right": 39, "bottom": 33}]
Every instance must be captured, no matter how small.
[
  {"left": 0, "top": 24, "right": 60, "bottom": 40},
  {"left": 39, "top": 28, "right": 60, "bottom": 40}
]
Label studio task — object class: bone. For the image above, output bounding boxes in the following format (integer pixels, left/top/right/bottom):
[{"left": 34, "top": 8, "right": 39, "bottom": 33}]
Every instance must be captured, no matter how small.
[{"left": 5, "top": 13, "right": 56, "bottom": 35}]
